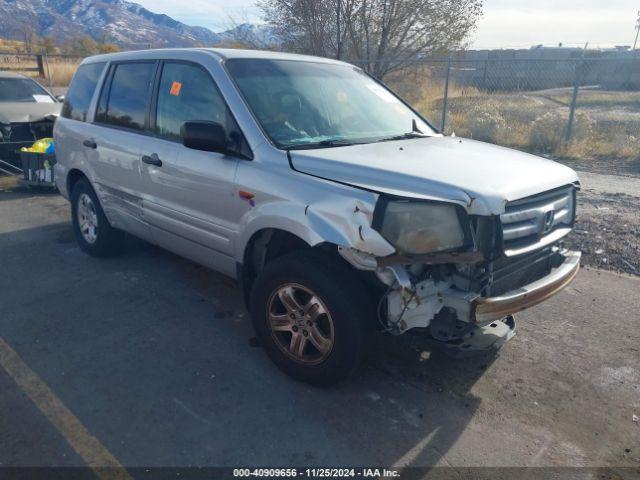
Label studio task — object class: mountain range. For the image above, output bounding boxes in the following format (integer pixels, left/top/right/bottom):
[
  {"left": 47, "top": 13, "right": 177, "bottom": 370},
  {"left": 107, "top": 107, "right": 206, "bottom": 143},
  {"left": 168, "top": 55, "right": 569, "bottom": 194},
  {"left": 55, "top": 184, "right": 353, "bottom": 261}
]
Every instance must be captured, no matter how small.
[{"left": 0, "top": 0, "right": 277, "bottom": 48}]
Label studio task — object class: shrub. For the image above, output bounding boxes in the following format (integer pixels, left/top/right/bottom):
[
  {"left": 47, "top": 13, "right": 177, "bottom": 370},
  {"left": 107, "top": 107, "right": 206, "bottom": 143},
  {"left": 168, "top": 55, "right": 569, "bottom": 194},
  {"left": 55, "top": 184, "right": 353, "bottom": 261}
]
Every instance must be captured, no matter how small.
[
  {"left": 446, "top": 102, "right": 509, "bottom": 143},
  {"left": 530, "top": 111, "right": 596, "bottom": 153},
  {"left": 463, "top": 104, "right": 509, "bottom": 143}
]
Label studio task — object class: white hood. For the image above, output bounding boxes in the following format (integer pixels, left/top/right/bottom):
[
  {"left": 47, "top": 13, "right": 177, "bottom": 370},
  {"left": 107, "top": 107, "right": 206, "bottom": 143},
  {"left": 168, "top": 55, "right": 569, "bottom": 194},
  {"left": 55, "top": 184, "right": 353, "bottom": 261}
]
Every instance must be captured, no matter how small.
[{"left": 290, "top": 136, "right": 580, "bottom": 215}]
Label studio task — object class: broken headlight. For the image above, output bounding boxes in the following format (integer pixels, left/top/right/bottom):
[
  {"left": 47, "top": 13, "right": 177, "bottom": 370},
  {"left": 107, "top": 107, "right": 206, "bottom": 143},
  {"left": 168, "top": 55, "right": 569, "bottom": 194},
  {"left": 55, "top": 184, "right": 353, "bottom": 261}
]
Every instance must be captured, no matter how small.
[{"left": 376, "top": 200, "right": 469, "bottom": 255}]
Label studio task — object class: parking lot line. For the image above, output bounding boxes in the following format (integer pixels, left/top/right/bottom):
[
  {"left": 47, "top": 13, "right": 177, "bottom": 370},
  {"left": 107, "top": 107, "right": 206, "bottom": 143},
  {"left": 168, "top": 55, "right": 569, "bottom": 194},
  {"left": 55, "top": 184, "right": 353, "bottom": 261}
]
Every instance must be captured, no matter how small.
[{"left": 0, "top": 336, "right": 132, "bottom": 480}]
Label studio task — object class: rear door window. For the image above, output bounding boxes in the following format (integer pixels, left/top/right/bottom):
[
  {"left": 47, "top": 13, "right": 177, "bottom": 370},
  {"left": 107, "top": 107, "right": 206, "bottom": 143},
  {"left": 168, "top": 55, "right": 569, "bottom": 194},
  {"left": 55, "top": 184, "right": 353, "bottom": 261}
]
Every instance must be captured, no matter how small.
[
  {"left": 61, "top": 62, "right": 106, "bottom": 122},
  {"left": 97, "top": 62, "right": 156, "bottom": 131},
  {"left": 154, "top": 62, "right": 226, "bottom": 141}
]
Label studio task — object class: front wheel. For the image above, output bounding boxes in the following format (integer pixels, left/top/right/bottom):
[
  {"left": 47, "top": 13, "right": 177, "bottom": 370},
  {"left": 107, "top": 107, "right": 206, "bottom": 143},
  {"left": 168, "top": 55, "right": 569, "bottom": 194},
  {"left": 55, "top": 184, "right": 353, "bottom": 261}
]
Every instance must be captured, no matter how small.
[{"left": 250, "top": 251, "right": 372, "bottom": 386}]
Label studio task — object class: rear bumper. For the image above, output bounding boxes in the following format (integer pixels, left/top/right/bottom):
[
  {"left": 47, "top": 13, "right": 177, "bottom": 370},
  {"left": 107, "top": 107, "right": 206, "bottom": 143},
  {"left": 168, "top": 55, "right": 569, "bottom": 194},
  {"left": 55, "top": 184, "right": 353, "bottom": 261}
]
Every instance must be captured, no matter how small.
[{"left": 473, "top": 250, "right": 581, "bottom": 323}]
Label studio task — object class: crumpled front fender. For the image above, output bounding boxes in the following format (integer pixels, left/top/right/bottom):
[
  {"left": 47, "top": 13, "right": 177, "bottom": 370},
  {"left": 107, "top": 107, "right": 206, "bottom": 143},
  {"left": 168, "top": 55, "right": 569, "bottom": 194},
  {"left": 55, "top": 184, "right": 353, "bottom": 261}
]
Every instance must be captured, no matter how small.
[{"left": 235, "top": 195, "right": 395, "bottom": 262}]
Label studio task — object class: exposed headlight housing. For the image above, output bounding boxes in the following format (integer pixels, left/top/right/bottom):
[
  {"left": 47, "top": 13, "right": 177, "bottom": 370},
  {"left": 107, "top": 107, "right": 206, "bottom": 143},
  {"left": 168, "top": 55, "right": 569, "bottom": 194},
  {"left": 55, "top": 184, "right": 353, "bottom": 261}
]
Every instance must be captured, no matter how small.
[{"left": 375, "top": 199, "right": 470, "bottom": 255}]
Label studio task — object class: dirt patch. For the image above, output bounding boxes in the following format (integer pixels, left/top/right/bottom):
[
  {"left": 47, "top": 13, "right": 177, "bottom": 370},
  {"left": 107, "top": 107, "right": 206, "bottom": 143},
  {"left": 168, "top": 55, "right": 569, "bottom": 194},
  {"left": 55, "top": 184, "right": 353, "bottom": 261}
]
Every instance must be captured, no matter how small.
[
  {"left": 0, "top": 176, "right": 19, "bottom": 190},
  {"left": 566, "top": 190, "right": 640, "bottom": 277},
  {"left": 555, "top": 156, "right": 640, "bottom": 178}
]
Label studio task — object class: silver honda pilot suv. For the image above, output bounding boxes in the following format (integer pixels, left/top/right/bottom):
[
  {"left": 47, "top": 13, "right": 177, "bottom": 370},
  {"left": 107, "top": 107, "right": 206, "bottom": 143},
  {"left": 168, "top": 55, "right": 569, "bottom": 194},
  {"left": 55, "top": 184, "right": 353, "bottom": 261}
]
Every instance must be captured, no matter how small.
[{"left": 54, "top": 48, "right": 581, "bottom": 385}]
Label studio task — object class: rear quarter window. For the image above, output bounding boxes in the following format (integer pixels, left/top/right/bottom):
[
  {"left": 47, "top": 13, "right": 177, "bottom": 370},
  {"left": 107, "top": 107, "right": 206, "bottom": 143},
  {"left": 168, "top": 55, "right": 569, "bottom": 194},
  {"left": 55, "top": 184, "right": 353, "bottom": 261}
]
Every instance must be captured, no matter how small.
[{"left": 61, "top": 62, "right": 106, "bottom": 122}]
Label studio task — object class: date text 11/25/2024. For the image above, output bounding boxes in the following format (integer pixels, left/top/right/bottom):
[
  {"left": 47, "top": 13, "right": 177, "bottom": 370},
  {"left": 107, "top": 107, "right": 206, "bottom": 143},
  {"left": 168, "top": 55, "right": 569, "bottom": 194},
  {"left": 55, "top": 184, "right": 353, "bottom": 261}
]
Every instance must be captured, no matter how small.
[{"left": 233, "top": 468, "right": 400, "bottom": 478}]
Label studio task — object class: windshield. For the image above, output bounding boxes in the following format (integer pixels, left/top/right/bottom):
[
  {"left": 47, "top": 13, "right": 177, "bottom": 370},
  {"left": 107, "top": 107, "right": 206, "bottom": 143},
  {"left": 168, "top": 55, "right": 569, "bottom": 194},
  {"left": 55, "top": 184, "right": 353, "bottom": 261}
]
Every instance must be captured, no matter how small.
[
  {"left": 0, "top": 78, "right": 53, "bottom": 103},
  {"left": 226, "top": 59, "right": 435, "bottom": 149}
]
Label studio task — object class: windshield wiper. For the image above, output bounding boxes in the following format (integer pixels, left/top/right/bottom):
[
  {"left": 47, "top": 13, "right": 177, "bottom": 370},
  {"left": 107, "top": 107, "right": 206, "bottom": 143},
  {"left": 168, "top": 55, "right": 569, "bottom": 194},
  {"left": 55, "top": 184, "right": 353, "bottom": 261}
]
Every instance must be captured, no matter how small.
[
  {"left": 316, "top": 139, "right": 361, "bottom": 147},
  {"left": 375, "top": 131, "right": 429, "bottom": 143},
  {"left": 286, "top": 139, "right": 362, "bottom": 150}
]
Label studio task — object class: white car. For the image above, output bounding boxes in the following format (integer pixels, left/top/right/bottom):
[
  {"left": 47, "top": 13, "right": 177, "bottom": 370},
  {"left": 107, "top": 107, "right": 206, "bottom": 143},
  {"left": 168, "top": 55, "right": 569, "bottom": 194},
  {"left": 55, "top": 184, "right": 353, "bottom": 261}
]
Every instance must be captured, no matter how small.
[{"left": 54, "top": 48, "right": 581, "bottom": 385}]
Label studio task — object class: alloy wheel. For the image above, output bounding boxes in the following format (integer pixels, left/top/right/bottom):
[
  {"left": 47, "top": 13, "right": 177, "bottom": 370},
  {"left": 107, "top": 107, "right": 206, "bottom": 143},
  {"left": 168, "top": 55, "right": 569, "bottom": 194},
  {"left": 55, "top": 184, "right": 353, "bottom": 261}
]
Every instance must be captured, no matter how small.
[
  {"left": 77, "top": 193, "right": 98, "bottom": 244},
  {"left": 266, "top": 283, "right": 335, "bottom": 365}
]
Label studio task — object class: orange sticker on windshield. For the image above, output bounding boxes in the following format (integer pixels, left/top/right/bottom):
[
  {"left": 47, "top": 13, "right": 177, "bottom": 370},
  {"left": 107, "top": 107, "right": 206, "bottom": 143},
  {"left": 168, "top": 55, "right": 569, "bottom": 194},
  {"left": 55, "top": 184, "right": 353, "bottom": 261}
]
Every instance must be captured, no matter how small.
[{"left": 169, "top": 81, "right": 182, "bottom": 96}]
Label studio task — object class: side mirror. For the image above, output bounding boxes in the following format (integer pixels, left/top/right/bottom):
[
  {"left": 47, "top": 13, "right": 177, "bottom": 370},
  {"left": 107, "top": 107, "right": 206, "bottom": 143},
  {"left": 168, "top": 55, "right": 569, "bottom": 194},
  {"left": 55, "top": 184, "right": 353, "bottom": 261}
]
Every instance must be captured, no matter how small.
[
  {"left": 55, "top": 95, "right": 65, "bottom": 102},
  {"left": 181, "top": 121, "right": 228, "bottom": 154}
]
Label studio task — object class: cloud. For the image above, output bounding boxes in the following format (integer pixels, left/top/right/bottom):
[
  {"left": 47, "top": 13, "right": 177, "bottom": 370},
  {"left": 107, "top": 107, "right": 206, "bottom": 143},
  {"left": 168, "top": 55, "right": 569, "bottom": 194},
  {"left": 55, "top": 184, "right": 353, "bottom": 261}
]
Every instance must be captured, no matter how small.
[
  {"left": 135, "top": 0, "right": 638, "bottom": 48},
  {"left": 473, "top": 0, "right": 639, "bottom": 48}
]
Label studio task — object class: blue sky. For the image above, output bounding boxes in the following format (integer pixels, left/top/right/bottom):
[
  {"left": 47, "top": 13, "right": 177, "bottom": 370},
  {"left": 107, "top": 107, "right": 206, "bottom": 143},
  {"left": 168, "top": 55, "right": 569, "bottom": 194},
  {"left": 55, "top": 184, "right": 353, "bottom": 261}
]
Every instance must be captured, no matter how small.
[{"left": 135, "top": 0, "right": 640, "bottom": 49}]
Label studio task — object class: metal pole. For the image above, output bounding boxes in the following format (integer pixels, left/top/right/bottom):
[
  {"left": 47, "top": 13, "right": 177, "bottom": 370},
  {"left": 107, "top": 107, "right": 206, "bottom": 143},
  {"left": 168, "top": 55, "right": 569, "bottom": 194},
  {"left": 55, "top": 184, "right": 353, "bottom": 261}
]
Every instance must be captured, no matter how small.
[
  {"left": 35, "top": 54, "right": 45, "bottom": 77},
  {"left": 482, "top": 59, "right": 488, "bottom": 90},
  {"left": 43, "top": 49, "right": 53, "bottom": 90},
  {"left": 565, "top": 59, "right": 581, "bottom": 142},
  {"left": 441, "top": 56, "right": 452, "bottom": 133},
  {"left": 633, "top": 11, "right": 640, "bottom": 51}
]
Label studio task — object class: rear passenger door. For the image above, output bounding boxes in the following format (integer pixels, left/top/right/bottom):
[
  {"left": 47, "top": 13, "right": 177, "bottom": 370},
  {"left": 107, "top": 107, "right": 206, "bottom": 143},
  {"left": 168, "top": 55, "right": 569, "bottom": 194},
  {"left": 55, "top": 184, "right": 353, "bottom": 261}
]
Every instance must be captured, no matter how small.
[
  {"left": 141, "top": 61, "right": 247, "bottom": 276},
  {"left": 55, "top": 62, "right": 106, "bottom": 195},
  {"left": 92, "top": 61, "right": 157, "bottom": 241}
]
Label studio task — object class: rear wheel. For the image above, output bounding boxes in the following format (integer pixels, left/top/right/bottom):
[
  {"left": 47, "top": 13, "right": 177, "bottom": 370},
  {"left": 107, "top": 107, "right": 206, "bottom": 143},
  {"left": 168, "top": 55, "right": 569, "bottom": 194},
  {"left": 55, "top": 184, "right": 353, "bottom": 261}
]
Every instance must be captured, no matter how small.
[
  {"left": 250, "top": 251, "right": 372, "bottom": 386},
  {"left": 71, "top": 178, "right": 124, "bottom": 257}
]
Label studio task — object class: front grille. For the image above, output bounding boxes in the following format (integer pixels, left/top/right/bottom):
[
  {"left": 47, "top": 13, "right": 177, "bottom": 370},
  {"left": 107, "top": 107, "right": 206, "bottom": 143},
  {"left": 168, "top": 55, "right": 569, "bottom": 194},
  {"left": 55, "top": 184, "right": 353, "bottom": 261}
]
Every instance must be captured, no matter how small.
[
  {"left": 501, "top": 186, "right": 575, "bottom": 256},
  {"left": 487, "top": 247, "right": 554, "bottom": 296},
  {"left": 455, "top": 246, "right": 557, "bottom": 297}
]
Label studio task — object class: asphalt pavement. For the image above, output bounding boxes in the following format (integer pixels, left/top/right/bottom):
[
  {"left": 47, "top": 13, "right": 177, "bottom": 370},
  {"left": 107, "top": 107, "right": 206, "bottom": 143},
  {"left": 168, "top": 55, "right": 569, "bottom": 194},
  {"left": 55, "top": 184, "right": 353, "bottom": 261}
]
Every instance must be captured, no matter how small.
[{"left": 0, "top": 182, "right": 638, "bottom": 477}]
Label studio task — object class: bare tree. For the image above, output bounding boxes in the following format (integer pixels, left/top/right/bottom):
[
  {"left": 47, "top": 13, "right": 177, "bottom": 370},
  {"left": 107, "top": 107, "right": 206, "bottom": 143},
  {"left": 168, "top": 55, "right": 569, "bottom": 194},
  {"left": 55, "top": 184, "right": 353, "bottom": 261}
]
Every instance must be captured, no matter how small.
[
  {"left": 260, "top": 0, "right": 351, "bottom": 58},
  {"left": 259, "top": 0, "right": 482, "bottom": 78},
  {"left": 17, "top": 18, "right": 39, "bottom": 53}
]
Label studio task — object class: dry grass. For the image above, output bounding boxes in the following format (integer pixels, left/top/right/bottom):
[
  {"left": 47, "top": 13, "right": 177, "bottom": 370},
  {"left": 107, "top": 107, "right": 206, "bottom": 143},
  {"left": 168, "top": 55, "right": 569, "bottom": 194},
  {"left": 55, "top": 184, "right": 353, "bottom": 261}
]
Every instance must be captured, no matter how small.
[
  {"left": 387, "top": 68, "right": 640, "bottom": 166},
  {"left": 45, "top": 60, "right": 80, "bottom": 86},
  {"left": 0, "top": 38, "right": 28, "bottom": 53},
  {"left": 0, "top": 55, "right": 79, "bottom": 87},
  {"left": 387, "top": 66, "right": 482, "bottom": 125}
]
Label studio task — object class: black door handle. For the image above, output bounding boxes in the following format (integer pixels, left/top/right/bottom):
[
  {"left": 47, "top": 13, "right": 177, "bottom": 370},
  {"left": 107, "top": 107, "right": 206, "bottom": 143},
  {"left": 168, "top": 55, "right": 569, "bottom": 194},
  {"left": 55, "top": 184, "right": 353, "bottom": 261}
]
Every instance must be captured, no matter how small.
[
  {"left": 83, "top": 139, "right": 97, "bottom": 149},
  {"left": 142, "top": 153, "right": 162, "bottom": 167}
]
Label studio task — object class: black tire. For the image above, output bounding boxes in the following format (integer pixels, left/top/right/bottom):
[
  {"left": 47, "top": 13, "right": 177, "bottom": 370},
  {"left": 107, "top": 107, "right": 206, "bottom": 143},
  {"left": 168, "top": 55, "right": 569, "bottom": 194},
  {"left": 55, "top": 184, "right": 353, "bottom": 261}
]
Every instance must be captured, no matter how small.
[
  {"left": 71, "top": 178, "right": 124, "bottom": 257},
  {"left": 250, "top": 250, "right": 373, "bottom": 386}
]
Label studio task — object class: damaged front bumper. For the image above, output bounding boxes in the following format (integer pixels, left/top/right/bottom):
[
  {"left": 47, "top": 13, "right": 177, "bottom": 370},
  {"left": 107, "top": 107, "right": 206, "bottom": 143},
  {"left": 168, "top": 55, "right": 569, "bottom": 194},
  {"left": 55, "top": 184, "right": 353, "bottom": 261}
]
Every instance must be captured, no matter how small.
[
  {"left": 472, "top": 250, "right": 581, "bottom": 323},
  {"left": 342, "top": 246, "right": 581, "bottom": 353},
  {"left": 437, "top": 250, "right": 580, "bottom": 354}
]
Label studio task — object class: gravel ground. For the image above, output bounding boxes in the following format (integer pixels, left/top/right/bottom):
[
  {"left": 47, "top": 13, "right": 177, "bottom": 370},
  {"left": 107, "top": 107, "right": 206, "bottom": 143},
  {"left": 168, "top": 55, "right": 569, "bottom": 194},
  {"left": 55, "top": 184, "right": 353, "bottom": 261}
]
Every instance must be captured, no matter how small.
[
  {"left": 557, "top": 157, "right": 640, "bottom": 179},
  {"left": 565, "top": 172, "right": 640, "bottom": 277}
]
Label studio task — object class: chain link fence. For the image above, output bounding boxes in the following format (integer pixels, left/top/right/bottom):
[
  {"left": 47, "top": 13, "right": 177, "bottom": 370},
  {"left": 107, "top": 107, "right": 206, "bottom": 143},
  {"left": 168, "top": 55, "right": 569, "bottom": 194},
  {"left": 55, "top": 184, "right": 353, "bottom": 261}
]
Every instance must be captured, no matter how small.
[{"left": 383, "top": 56, "right": 640, "bottom": 172}]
